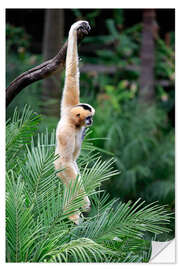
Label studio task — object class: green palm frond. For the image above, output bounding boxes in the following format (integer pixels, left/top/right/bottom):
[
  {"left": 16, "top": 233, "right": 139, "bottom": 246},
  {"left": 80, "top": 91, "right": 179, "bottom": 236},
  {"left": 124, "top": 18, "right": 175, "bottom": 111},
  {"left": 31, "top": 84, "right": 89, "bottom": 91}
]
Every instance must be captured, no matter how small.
[
  {"left": 62, "top": 178, "right": 86, "bottom": 215},
  {"left": 38, "top": 178, "right": 87, "bottom": 228},
  {"left": 48, "top": 238, "right": 112, "bottom": 263},
  {"left": 101, "top": 237, "right": 151, "bottom": 262},
  {"left": 6, "top": 105, "right": 173, "bottom": 263},
  {"left": 18, "top": 132, "right": 59, "bottom": 213},
  {"left": 72, "top": 198, "right": 172, "bottom": 242},
  {"left": 81, "top": 157, "right": 119, "bottom": 194},
  {"left": 82, "top": 140, "right": 115, "bottom": 156},
  {"left": 78, "top": 129, "right": 114, "bottom": 171},
  {"left": 90, "top": 192, "right": 114, "bottom": 216},
  {"left": 6, "top": 105, "right": 41, "bottom": 170},
  {"left": 29, "top": 179, "right": 90, "bottom": 262},
  {"left": 6, "top": 171, "right": 41, "bottom": 262}
]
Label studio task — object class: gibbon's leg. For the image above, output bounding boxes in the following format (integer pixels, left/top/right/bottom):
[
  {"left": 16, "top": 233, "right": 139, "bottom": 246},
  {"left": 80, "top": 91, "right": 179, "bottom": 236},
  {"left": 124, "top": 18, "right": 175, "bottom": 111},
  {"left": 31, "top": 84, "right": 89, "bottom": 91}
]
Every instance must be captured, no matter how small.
[
  {"left": 55, "top": 134, "right": 85, "bottom": 224},
  {"left": 61, "top": 21, "right": 90, "bottom": 113},
  {"left": 56, "top": 159, "right": 90, "bottom": 218},
  {"left": 62, "top": 162, "right": 81, "bottom": 225},
  {"left": 54, "top": 156, "right": 77, "bottom": 182},
  {"left": 73, "top": 160, "right": 91, "bottom": 211},
  {"left": 83, "top": 196, "right": 91, "bottom": 212},
  {"left": 55, "top": 159, "right": 81, "bottom": 224}
]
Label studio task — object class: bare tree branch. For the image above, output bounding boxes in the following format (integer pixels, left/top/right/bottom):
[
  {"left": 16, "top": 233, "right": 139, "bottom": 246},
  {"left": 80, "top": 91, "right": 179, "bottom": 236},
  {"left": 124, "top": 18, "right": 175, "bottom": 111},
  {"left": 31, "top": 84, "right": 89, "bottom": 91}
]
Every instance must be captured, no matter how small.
[{"left": 6, "top": 28, "right": 89, "bottom": 107}]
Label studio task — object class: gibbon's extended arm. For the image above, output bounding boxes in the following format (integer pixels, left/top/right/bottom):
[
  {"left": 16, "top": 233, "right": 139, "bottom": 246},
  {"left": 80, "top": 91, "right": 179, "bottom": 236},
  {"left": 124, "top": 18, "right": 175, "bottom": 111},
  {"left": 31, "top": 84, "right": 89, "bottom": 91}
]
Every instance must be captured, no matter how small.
[
  {"left": 61, "top": 21, "right": 91, "bottom": 111},
  {"left": 6, "top": 24, "right": 90, "bottom": 108}
]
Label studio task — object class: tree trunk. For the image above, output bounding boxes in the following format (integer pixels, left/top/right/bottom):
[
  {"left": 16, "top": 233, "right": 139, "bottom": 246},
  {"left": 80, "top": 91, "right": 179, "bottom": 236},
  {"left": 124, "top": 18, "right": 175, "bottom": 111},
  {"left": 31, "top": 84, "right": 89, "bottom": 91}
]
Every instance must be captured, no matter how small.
[
  {"left": 139, "top": 9, "right": 156, "bottom": 104},
  {"left": 42, "top": 9, "right": 64, "bottom": 117}
]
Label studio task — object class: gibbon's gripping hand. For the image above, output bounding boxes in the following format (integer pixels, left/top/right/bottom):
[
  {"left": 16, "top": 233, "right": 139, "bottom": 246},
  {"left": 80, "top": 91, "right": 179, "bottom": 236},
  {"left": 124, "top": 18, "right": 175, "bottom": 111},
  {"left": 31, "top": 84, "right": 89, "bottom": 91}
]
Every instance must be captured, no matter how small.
[{"left": 77, "top": 21, "right": 91, "bottom": 40}]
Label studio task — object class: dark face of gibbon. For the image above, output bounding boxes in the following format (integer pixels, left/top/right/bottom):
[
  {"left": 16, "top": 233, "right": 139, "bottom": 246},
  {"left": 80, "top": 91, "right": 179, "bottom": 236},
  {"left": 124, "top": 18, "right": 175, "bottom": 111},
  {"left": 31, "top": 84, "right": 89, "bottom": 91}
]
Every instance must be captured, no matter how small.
[{"left": 70, "top": 103, "right": 95, "bottom": 127}]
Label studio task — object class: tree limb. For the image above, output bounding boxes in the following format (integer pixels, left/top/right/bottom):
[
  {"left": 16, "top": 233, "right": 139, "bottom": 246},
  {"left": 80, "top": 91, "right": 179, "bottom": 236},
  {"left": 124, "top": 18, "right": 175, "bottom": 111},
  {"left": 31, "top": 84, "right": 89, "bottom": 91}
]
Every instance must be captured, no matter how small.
[{"left": 6, "top": 28, "right": 89, "bottom": 107}]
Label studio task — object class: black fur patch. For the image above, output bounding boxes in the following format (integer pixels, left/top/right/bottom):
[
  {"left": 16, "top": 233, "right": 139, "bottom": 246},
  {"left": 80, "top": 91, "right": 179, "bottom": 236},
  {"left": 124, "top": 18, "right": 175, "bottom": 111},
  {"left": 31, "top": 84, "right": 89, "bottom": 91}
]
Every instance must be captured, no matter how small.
[{"left": 77, "top": 104, "right": 92, "bottom": 112}]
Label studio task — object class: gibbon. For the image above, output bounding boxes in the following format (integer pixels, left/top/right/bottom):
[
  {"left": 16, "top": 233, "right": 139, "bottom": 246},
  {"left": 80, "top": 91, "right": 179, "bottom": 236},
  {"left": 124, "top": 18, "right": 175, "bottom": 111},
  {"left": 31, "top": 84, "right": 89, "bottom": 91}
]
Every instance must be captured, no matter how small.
[{"left": 54, "top": 21, "right": 95, "bottom": 224}]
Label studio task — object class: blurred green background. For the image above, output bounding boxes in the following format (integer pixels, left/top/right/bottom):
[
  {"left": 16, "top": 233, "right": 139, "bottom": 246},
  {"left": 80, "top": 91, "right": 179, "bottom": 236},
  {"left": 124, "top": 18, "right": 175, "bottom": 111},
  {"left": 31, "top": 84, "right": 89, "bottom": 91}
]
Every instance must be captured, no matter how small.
[{"left": 6, "top": 9, "right": 175, "bottom": 239}]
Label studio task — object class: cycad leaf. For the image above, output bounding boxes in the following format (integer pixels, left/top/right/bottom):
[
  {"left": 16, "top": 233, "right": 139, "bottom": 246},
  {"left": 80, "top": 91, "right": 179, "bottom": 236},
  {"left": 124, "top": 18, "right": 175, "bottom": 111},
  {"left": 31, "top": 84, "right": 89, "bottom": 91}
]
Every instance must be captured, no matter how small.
[
  {"left": 81, "top": 157, "right": 119, "bottom": 194},
  {"left": 6, "top": 171, "right": 41, "bottom": 262},
  {"left": 6, "top": 105, "right": 41, "bottom": 170},
  {"left": 73, "top": 198, "right": 172, "bottom": 241},
  {"left": 18, "top": 130, "right": 59, "bottom": 213},
  {"left": 49, "top": 238, "right": 112, "bottom": 262},
  {"left": 6, "top": 106, "right": 173, "bottom": 263}
]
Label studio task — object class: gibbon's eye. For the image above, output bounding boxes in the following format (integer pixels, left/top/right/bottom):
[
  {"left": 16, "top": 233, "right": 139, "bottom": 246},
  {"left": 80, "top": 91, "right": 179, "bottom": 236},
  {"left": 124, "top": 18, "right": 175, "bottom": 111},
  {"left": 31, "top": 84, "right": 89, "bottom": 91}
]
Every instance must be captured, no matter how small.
[{"left": 76, "top": 113, "right": 80, "bottom": 117}]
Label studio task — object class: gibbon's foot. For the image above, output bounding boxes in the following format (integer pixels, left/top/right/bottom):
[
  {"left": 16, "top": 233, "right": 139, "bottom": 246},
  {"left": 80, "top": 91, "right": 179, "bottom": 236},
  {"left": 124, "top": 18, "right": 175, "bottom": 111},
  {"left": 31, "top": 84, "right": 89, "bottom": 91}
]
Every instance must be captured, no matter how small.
[
  {"left": 69, "top": 212, "right": 85, "bottom": 225},
  {"left": 69, "top": 213, "right": 80, "bottom": 225},
  {"left": 82, "top": 196, "right": 91, "bottom": 212}
]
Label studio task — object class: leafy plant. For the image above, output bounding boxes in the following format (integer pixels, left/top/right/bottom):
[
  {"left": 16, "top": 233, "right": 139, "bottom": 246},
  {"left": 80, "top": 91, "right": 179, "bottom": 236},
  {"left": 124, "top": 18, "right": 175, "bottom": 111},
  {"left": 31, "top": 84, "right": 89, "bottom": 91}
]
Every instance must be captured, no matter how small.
[
  {"left": 81, "top": 15, "right": 174, "bottom": 112},
  {"left": 93, "top": 100, "right": 175, "bottom": 216},
  {"left": 72, "top": 9, "right": 101, "bottom": 27},
  {"left": 6, "top": 106, "right": 173, "bottom": 262},
  {"left": 6, "top": 24, "right": 43, "bottom": 121},
  {"left": 6, "top": 23, "right": 31, "bottom": 54},
  {"left": 155, "top": 36, "right": 175, "bottom": 109}
]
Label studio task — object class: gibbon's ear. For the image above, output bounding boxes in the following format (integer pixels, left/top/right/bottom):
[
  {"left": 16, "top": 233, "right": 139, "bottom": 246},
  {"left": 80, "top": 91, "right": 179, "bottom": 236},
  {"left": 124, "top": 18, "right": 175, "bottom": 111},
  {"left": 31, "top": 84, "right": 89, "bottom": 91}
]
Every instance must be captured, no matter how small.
[{"left": 70, "top": 107, "right": 84, "bottom": 119}]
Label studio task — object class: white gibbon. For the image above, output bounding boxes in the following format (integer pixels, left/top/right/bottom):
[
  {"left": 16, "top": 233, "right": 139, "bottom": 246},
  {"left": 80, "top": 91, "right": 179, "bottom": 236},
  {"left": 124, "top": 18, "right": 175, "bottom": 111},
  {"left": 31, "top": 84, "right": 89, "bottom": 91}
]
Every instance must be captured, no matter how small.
[{"left": 54, "top": 21, "right": 95, "bottom": 224}]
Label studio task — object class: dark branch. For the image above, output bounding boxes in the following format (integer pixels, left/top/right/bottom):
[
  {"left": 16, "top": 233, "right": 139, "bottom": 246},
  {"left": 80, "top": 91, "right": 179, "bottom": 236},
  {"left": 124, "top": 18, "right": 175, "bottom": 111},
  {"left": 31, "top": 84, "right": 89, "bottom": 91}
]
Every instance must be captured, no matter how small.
[{"left": 6, "top": 28, "right": 89, "bottom": 107}]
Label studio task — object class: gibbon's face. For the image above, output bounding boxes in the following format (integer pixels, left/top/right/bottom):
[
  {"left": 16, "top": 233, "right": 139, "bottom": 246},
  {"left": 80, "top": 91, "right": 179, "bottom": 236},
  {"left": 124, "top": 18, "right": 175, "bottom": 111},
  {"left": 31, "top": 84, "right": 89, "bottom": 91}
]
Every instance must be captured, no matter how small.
[{"left": 70, "top": 104, "right": 95, "bottom": 127}]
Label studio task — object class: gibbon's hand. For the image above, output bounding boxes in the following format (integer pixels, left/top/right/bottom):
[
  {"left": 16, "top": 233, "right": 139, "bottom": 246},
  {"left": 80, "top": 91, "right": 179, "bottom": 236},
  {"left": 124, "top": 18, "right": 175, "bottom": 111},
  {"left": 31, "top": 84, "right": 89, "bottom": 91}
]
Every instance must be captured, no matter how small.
[{"left": 77, "top": 21, "right": 91, "bottom": 39}]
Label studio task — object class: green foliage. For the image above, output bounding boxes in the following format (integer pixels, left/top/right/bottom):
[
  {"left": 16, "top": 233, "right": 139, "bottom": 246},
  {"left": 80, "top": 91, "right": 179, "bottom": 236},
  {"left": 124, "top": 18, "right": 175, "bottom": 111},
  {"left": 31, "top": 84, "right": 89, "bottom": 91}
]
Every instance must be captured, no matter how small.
[
  {"left": 93, "top": 100, "right": 175, "bottom": 215},
  {"left": 6, "top": 13, "right": 175, "bottom": 125},
  {"left": 6, "top": 24, "right": 43, "bottom": 120},
  {"left": 113, "top": 9, "right": 124, "bottom": 26},
  {"left": 155, "top": 37, "right": 175, "bottom": 81},
  {"left": 74, "top": 196, "right": 171, "bottom": 241},
  {"left": 104, "top": 80, "right": 137, "bottom": 111},
  {"left": 6, "top": 23, "right": 31, "bottom": 54},
  {"left": 155, "top": 37, "right": 175, "bottom": 108},
  {"left": 77, "top": 15, "right": 175, "bottom": 228},
  {"left": 82, "top": 15, "right": 174, "bottom": 111},
  {"left": 6, "top": 13, "right": 175, "bottom": 260},
  {"left": 6, "top": 105, "right": 41, "bottom": 171},
  {"left": 85, "top": 20, "right": 141, "bottom": 67},
  {"left": 6, "top": 106, "right": 173, "bottom": 262},
  {"left": 72, "top": 9, "right": 101, "bottom": 27}
]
